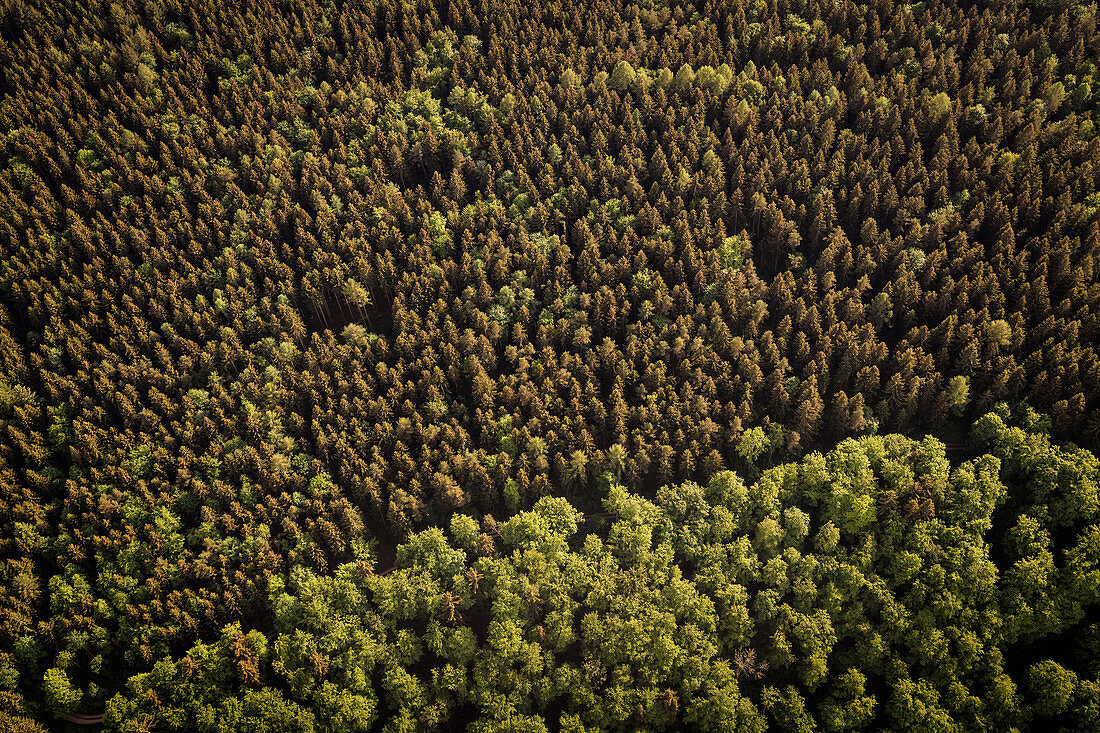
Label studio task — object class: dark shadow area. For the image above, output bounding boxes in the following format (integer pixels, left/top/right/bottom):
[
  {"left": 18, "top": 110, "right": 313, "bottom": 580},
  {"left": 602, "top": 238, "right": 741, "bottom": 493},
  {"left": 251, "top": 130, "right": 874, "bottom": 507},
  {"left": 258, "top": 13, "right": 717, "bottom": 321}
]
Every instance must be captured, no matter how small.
[{"left": 302, "top": 294, "right": 394, "bottom": 338}]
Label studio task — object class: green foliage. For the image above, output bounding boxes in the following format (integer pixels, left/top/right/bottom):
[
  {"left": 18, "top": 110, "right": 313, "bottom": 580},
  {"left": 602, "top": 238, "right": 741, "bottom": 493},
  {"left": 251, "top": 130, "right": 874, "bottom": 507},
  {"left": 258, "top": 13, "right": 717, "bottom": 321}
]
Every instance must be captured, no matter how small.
[
  {"left": 42, "top": 668, "right": 81, "bottom": 718},
  {"left": 928, "top": 91, "right": 952, "bottom": 117},
  {"left": 945, "top": 375, "right": 970, "bottom": 416},
  {"left": 1028, "top": 660, "right": 1077, "bottom": 717},
  {"left": 450, "top": 514, "right": 480, "bottom": 552},
  {"left": 425, "top": 210, "right": 451, "bottom": 257},
  {"left": 23, "top": 416, "right": 1095, "bottom": 730},
  {"left": 737, "top": 427, "right": 769, "bottom": 465},
  {"left": 719, "top": 233, "right": 748, "bottom": 270},
  {"left": 609, "top": 61, "right": 636, "bottom": 92}
]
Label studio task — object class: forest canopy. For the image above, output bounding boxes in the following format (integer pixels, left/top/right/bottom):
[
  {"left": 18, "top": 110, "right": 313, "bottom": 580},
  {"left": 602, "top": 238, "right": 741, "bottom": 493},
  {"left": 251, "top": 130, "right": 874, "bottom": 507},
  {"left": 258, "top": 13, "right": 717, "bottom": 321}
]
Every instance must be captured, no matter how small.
[
  {"left": 14, "top": 410, "right": 1100, "bottom": 731},
  {"left": 0, "top": 0, "right": 1099, "bottom": 729}
]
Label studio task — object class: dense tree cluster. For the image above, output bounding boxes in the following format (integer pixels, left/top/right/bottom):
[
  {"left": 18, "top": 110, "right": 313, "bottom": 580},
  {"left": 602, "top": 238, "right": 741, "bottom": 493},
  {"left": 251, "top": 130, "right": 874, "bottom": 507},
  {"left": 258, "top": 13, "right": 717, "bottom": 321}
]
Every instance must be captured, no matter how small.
[
  {"left": 76, "top": 412, "right": 1100, "bottom": 731},
  {"left": 0, "top": 0, "right": 1099, "bottom": 727}
]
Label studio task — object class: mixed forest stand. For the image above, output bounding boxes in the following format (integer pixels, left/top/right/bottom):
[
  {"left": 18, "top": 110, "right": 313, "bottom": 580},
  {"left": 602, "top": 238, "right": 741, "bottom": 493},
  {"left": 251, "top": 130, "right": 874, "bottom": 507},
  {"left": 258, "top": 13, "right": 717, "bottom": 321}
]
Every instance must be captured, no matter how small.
[{"left": 0, "top": 0, "right": 1098, "bottom": 729}]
